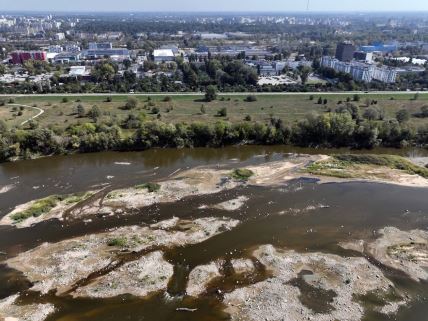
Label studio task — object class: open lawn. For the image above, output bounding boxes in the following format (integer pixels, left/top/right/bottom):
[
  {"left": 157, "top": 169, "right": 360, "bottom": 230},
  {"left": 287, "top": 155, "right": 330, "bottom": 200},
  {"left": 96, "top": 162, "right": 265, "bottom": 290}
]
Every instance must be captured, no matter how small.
[{"left": 1, "top": 93, "right": 428, "bottom": 129}]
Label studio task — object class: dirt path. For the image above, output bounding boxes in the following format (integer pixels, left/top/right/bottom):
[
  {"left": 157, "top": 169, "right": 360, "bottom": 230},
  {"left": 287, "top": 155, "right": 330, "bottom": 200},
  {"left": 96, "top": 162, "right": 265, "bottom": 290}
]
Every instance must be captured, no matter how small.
[{"left": 8, "top": 103, "right": 45, "bottom": 126}]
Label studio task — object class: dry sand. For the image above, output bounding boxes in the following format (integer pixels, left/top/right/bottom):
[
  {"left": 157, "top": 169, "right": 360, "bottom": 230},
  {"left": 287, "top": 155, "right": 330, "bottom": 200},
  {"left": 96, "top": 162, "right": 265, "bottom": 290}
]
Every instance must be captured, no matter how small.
[
  {"left": 187, "top": 260, "right": 223, "bottom": 297},
  {"left": 341, "top": 227, "right": 428, "bottom": 281},
  {"left": 6, "top": 217, "right": 239, "bottom": 296},
  {"left": 223, "top": 245, "right": 397, "bottom": 321},
  {"left": 73, "top": 251, "right": 173, "bottom": 298}
]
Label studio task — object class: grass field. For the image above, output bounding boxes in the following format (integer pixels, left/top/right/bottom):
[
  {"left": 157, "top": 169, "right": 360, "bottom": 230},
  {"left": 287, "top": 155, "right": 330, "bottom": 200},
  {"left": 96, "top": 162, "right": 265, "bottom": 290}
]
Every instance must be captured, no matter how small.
[{"left": 1, "top": 93, "right": 428, "bottom": 129}]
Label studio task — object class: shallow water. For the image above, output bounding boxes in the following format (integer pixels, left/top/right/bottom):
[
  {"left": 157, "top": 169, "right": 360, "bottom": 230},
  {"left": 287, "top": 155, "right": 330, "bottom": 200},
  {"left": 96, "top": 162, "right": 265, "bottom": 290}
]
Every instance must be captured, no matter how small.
[{"left": 0, "top": 146, "right": 428, "bottom": 321}]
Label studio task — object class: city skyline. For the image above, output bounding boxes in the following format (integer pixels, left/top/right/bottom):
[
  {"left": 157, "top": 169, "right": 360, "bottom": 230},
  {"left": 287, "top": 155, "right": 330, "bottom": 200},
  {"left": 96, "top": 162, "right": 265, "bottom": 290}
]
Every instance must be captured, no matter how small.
[{"left": 1, "top": 0, "right": 428, "bottom": 12}]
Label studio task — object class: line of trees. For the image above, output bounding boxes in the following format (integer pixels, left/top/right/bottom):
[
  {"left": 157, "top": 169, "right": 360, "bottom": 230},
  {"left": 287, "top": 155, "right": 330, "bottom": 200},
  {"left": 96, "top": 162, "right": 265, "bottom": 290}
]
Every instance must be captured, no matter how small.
[{"left": 0, "top": 109, "right": 427, "bottom": 163}]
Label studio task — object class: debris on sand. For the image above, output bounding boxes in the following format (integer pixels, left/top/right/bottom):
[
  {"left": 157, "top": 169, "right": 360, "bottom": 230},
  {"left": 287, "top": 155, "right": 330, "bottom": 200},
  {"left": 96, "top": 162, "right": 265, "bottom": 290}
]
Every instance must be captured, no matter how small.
[
  {"left": 213, "top": 196, "right": 249, "bottom": 211},
  {"left": 341, "top": 227, "right": 428, "bottom": 281},
  {"left": 6, "top": 217, "right": 239, "bottom": 296},
  {"left": 231, "top": 258, "right": 255, "bottom": 274},
  {"left": 103, "top": 167, "right": 242, "bottom": 209},
  {"left": 73, "top": 251, "right": 173, "bottom": 298},
  {"left": 187, "top": 261, "right": 223, "bottom": 297},
  {"left": 0, "top": 184, "right": 15, "bottom": 194},
  {"left": 223, "top": 245, "right": 397, "bottom": 321},
  {"left": 0, "top": 295, "right": 55, "bottom": 321}
]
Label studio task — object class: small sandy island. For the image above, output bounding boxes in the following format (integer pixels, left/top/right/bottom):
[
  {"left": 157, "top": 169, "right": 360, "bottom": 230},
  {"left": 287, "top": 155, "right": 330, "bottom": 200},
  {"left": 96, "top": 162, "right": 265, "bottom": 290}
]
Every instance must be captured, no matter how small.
[
  {"left": 341, "top": 227, "right": 428, "bottom": 281},
  {"left": 0, "top": 191, "right": 97, "bottom": 229}
]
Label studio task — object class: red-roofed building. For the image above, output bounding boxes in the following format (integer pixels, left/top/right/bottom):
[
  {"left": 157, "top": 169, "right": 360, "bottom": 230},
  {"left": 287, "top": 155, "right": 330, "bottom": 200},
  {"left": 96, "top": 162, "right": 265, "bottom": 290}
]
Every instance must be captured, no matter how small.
[{"left": 11, "top": 51, "right": 47, "bottom": 64}]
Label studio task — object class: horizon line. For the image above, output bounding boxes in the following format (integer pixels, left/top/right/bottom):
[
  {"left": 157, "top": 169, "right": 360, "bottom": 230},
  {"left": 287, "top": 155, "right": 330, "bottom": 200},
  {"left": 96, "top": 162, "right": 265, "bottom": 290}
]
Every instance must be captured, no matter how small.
[{"left": 1, "top": 10, "right": 428, "bottom": 13}]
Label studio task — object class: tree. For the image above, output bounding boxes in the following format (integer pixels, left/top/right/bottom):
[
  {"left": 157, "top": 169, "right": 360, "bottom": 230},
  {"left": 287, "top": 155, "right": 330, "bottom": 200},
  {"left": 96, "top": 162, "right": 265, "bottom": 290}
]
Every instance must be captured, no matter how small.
[
  {"left": 200, "top": 105, "right": 206, "bottom": 114},
  {"left": 76, "top": 104, "right": 86, "bottom": 118},
  {"left": 205, "top": 85, "right": 217, "bottom": 102},
  {"left": 318, "top": 97, "right": 323, "bottom": 105},
  {"left": 88, "top": 105, "right": 101, "bottom": 122},
  {"left": 125, "top": 97, "right": 138, "bottom": 110},
  {"left": 123, "top": 59, "right": 132, "bottom": 70},
  {"left": 363, "top": 106, "right": 383, "bottom": 121},
  {"left": 396, "top": 109, "right": 410, "bottom": 123},
  {"left": 297, "top": 65, "right": 312, "bottom": 85},
  {"left": 0, "top": 64, "right": 5, "bottom": 76},
  {"left": 353, "top": 94, "right": 360, "bottom": 102}
]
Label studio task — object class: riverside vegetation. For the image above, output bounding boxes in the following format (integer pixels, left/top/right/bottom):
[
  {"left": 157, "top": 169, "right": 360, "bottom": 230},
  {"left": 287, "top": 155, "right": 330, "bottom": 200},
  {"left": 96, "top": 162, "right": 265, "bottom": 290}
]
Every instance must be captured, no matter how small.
[{"left": 1, "top": 97, "right": 428, "bottom": 162}]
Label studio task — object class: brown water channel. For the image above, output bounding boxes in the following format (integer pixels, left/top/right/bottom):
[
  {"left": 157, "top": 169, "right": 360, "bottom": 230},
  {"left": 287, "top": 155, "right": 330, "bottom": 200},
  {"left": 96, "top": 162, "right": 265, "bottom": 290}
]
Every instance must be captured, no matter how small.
[{"left": 0, "top": 146, "right": 428, "bottom": 321}]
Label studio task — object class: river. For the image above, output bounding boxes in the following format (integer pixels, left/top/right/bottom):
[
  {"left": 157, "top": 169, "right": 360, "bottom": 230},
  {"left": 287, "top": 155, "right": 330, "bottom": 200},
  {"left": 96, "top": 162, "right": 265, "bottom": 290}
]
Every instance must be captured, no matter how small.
[{"left": 1, "top": 146, "right": 428, "bottom": 321}]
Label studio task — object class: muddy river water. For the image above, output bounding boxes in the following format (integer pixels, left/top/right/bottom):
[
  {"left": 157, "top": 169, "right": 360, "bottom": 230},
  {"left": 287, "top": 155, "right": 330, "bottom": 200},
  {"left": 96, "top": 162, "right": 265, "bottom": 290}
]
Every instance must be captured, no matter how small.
[{"left": 1, "top": 146, "right": 428, "bottom": 321}]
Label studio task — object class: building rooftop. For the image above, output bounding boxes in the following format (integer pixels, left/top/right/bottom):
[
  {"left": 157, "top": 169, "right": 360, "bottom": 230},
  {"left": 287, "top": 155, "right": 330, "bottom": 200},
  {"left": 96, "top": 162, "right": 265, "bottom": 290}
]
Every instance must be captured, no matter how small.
[{"left": 153, "top": 49, "right": 174, "bottom": 57}]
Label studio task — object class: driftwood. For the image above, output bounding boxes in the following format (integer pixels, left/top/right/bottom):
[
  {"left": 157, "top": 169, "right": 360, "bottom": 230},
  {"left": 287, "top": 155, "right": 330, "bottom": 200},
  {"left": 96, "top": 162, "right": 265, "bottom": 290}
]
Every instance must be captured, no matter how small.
[{"left": 176, "top": 308, "right": 197, "bottom": 312}]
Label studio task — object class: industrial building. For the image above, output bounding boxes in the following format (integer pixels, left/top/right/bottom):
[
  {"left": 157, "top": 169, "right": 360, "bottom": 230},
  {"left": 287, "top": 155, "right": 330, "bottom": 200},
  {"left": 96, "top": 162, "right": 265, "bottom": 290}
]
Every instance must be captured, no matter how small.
[
  {"left": 81, "top": 43, "right": 130, "bottom": 61},
  {"left": 153, "top": 49, "right": 175, "bottom": 63}
]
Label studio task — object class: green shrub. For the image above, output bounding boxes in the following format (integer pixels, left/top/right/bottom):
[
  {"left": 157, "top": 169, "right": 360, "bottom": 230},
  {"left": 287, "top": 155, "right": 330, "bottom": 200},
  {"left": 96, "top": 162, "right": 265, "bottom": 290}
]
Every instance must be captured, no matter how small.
[
  {"left": 231, "top": 168, "right": 254, "bottom": 180},
  {"left": 244, "top": 95, "right": 257, "bottom": 102},
  {"left": 107, "top": 237, "right": 128, "bottom": 247},
  {"left": 135, "top": 182, "right": 161, "bottom": 193},
  {"left": 334, "top": 154, "right": 428, "bottom": 178},
  {"left": 11, "top": 196, "right": 60, "bottom": 222},
  {"left": 217, "top": 107, "right": 227, "bottom": 117}
]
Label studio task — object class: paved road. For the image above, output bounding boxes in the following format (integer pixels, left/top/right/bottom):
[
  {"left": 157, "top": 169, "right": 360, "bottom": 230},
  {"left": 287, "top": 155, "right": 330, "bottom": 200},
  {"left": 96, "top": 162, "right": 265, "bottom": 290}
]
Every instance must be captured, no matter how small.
[
  {"left": 7, "top": 104, "right": 45, "bottom": 126},
  {"left": 0, "top": 91, "right": 424, "bottom": 97}
]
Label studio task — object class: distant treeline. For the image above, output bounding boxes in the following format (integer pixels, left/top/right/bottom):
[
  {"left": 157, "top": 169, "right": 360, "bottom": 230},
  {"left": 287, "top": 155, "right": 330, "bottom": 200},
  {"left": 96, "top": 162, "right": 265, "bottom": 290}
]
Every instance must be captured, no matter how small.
[{"left": 1, "top": 111, "right": 427, "bottom": 162}]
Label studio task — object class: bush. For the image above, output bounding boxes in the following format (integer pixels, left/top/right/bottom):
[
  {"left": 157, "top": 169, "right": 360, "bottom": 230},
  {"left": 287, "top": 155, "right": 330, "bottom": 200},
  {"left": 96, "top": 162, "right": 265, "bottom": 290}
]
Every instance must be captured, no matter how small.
[
  {"left": 8, "top": 98, "right": 15, "bottom": 104},
  {"left": 205, "top": 85, "right": 217, "bottom": 102},
  {"left": 396, "top": 109, "right": 410, "bottom": 123},
  {"left": 163, "top": 96, "right": 172, "bottom": 102},
  {"left": 419, "top": 106, "right": 428, "bottom": 118},
  {"left": 244, "top": 95, "right": 257, "bottom": 102},
  {"left": 11, "top": 196, "right": 60, "bottom": 222},
  {"left": 334, "top": 154, "right": 428, "bottom": 178},
  {"left": 151, "top": 106, "right": 160, "bottom": 114},
  {"left": 107, "top": 237, "right": 127, "bottom": 247},
  {"left": 105, "top": 96, "right": 113, "bottom": 102},
  {"left": 231, "top": 168, "right": 254, "bottom": 181},
  {"left": 244, "top": 115, "right": 252, "bottom": 121},
  {"left": 217, "top": 107, "right": 227, "bottom": 117},
  {"left": 135, "top": 182, "right": 161, "bottom": 193},
  {"left": 62, "top": 97, "right": 69, "bottom": 103},
  {"left": 124, "top": 97, "right": 138, "bottom": 110}
]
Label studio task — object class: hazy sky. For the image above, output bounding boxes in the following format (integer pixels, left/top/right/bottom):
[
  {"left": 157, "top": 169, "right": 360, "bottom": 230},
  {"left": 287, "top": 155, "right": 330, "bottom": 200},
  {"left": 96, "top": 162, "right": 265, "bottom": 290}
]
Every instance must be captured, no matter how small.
[{"left": 1, "top": 0, "right": 428, "bottom": 12}]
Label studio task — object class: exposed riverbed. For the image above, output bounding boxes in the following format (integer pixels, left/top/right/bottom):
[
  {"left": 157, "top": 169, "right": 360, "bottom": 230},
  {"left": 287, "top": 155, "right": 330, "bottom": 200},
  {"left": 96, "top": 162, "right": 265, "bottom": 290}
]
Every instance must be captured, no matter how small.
[{"left": 1, "top": 146, "right": 428, "bottom": 321}]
